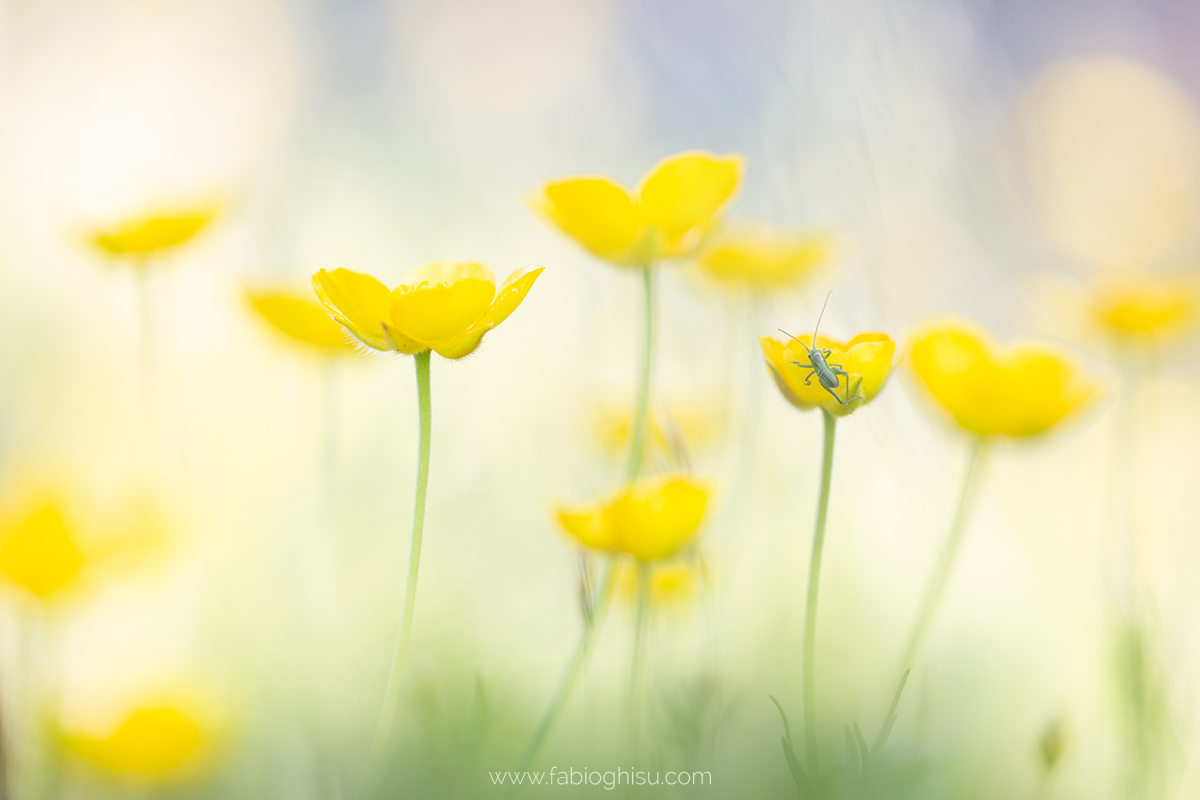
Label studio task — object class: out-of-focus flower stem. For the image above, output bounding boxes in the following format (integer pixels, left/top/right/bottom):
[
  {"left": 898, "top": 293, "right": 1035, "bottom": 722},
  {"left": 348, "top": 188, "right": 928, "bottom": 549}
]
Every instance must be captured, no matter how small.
[
  {"left": 520, "top": 264, "right": 657, "bottom": 769},
  {"left": 627, "top": 561, "right": 651, "bottom": 757},
  {"left": 625, "top": 267, "right": 655, "bottom": 481},
  {"left": 518, "top": 564, "right": 617, "bottom": 771},
  {"left": 365, "top": 349, "right": 432, "bottom": 784},
  {"left": 898, "top": 438, "right": 988, "bottom": 671},
  {"left": 802, "top": 409, "right": 837, "bottom": 775}
]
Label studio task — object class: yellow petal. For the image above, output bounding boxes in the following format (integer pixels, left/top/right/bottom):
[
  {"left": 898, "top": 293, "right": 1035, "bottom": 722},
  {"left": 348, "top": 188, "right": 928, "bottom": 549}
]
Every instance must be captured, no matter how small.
[
  {"left": 91, "top": 209, "right": 214, "bottom": 258},
  {"left": 698, "top": 224, "right": 831, "bottom": 288},
  {"left": 390, "top": 262, "right": 496, "bottom": 344},
  {"left": 67, "top": 706, "right": 207, "bottom": 778},
  {"left": 763, "top": 331, "right": 894, "bottom": 416},
  {"left": 0, "top": 503, "right": 84, "bottom": 598},
  {"left": 603, "top": 477, "right": 708, "bottom": 561},
  {"left": 426, "top": 265, "right": 545, "bottom": 360},
  {"left": 556, "top": 504, "right": 613, "bottom": 552},
  {"left": 839, "top": 333, "right": 897, "bottom": 401},
  {"left": 311, "top": 269, "right": 396, "bottom": 351},
  {"left": 637, "top": 151, "right": 742, "bottom": 256},
  {"left": 245, "top": 290, "right": 356, "bottom": 352},
  {"left": 531, "top": 178, "right": 644, "bottom": 265},
  {"left": 908, "top": 321, "right": 1099, "bottom": 437},
  {"left": 1089, "top": 279, "right": 1199, "bottom": 341}
]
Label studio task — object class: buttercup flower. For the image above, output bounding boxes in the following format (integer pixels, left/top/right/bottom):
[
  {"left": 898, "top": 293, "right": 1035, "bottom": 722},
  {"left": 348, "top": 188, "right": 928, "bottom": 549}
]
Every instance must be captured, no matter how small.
[
  {"left": 530, "top": 151, "right": 742, "bottom": 267},
  {"left": 1088, "top": 277, "right": 1198, "bottom": 344},
  {"left": 89, "top": 207, "right": 216, "bottom": 260},
  {"left": 0, "top": 502, "right": 84, "bottom": 599},
  {"left": 312, "top": 262, "right": 543, "bottom": 359},
  {"left": 557, "top": 476, "right": 709, "bottom": 562},
  {"left": 761, "top": 332, "right": 896, "bottom": 417},
  {"left": 245, "top": 288, "right": 357, "bottom": 353},
  {"left": 616, "top": 557, "right": 704, "bottom": 608},
  {"left": 592, "top": 396, "right": 727, "bottom": 459},
  {"left": 64, "top": 704, "right": 210, "bottom": 779},
  {"left": 908, "top": 320, "right": 1100, "bottom": 437},
  {"left": 697, "top": 223, "right": 832, "bottom": 290}
]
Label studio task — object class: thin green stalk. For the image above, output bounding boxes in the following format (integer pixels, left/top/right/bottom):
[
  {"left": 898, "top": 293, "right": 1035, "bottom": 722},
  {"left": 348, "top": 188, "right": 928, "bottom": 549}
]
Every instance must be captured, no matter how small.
[
  {"left": 802, "top": 409, "right": 837, "bottom": 775},
  {"left": 518, "top": 564, "right": 618, "bottom": 771},
  {"left": 625, "top": 266, "right": 655, "bottom": 482},
  {"left": 627, "top": 561, "right": 651, "bottom": 758},
  {"left": 519, "top": 264, "right": 657, "bottom": 768},
  {"left": 899, "top": 438, "right": 987, "bottom": 671},
  {"left": 365, "top": 350, "right": 433, "bottom": 783}
]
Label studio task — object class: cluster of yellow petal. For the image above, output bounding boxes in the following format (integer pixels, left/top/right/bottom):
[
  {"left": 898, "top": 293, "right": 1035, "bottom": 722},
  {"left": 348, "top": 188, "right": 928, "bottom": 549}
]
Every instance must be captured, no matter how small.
[
  {"left": 908, "top": 321, "right": 1100, "bottom": 438},
  {"left": 90, "top": 208, "right": 216, "bottom": 259},
  {"left": 1088, "top": 278, "right": 1198, "bottom": 343},
  {"left": 530, "top": 151, "right": 742, "bottom": 267},
  {"left": 556, "top": 476, "right": 708, "bottom": 562},
  {"left": 761, "top": 332, "right": 896, "bottom": 417},
  {"left": 0, "top": 503, "right": 84, "bottom": 598},
  {"left": 64, "top": 704, "right": 209, "bottom": 779},
  {"left": 312, "top": 263, "right": 543, "bottom": 359},
  {"left": 245, "top": 289, "right": 358, "bottom": 353},
  {"left": 697, "top": 224, "right": 832, "bottom": 289}
]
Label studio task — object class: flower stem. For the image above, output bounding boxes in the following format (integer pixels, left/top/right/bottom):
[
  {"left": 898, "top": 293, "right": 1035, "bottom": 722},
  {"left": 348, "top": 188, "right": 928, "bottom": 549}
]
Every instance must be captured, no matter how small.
[
  {"left": 627, "top": 561, "right": 651, "bottom": 758},
  {"left": 899, "top": 438, "right": 987, "bottom": 671},
  {"left": 625, "top": 266, "right": 655, "bottom": 482},
  {"left": 520, "top": 264, "right": 657, "bottom": 768},
  {"left": 518, "top": 563, "right": 618, "bottom": 770},
  {"left": 802, "top": 408, "right": 837, "bottom": 775},
  {"left": 365, "top": 350, "right": 432, "bottom": 783}
]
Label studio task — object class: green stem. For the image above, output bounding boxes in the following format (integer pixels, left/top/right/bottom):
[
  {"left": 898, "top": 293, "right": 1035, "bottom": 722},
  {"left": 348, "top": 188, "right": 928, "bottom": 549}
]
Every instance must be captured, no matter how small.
[
  {"left": 628, "top": 561, "right": 651, "bottom": 757},
  {"left": 625, "top": 267, "right": 655, "bottom": 482},
  {"left": 519, "top": 264, "right": 657, "bottom": 768},
  {"left": 802, "top": 409, "right": 837, "bottom": 775},
  {"left": 365, "top": 350, "right": 433, "bottom": 782},
  {"left": 899, "top": 438, "right": 987, "bottom": 671},
  {"left": 517, "top": 563, "right": 618, "bottom": 770}
]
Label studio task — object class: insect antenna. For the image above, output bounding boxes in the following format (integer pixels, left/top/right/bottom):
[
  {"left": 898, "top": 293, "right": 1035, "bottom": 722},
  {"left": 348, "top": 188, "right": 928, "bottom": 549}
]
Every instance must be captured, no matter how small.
[{"left": 811, "top": 290, "right": 832, "bottom": 345}]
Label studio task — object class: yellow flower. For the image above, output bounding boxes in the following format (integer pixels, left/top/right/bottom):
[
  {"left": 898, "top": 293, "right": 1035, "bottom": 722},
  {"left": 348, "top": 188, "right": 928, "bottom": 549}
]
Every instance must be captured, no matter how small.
[
  {"left": 530, "top": 151, "right": 743, "bottom": 267},
  {"left": 908, "top": 320, "right": 1100, "bottom": 438},
  {"left": 89, "top": 207, "right": 216, "bottom": 259},
  {"left": 761, "top": 331, "right": 896, "bottom": 417},
  {"left": 556, "top": 476, "right": 709, "bottom": 562},
  {"left": 0, "top": 502, "right": 84, "bottom": 599},
  {"left": 1088, "top": 277, "right": 1198, "bottom": 344},
  {"left": 697, "top": 223, "right": 832, "bottom": 289},
  {"left": 616, "top": 557, "right": 704, "bottom": 608},
  {"left": 312, "top": 262, "right": 543, "bottom": 359},
  {"left": 592, "top": 396, "right": 728, "bottom": 459},
  {"left": 245, "top": 288, "right": 357, "bottom": 353},
  {"left": 64, "top": 704, "right": 210, "bottom": 779}
]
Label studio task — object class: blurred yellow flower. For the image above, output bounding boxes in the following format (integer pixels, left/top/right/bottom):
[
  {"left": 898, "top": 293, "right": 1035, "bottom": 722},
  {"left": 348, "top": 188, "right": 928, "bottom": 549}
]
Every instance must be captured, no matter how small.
[
  {"left": 697, "top": 223, "right": 832, "bottom": 289},
  {"left": 761, "top": 331, "right": 896, "bottom": 417},
  {"left": 908, "top": 320, "right": 1100, "bottom": 437},
  {"left": 1088, "top": 277, "right": 1198, "bottom": 344},
  {"left": 89, "top": 207, "right": 216, "bottom": 260},
  {"left": 65, "top": 704, "right": 210, "bottom": 779},
  {"left": 616, "top": 557, "right": 704, "bottom": 608},
  {"left": 530, "top": 151, "right": 742, "bottom": 267},
  {"left": 312, "top": 262, "right": 543, "bottom": 359},
  {"left": 556, "top": 476, "right": 708, "bottom": 562},
  {"left": 592, "top": 396, "right": 727, "bottom": 459},
  {"left": 245, "top": 288, "right": 357, "bottom": 353},
  {"left": 0, "top": 503, "right": 84, "bottom": 599}
]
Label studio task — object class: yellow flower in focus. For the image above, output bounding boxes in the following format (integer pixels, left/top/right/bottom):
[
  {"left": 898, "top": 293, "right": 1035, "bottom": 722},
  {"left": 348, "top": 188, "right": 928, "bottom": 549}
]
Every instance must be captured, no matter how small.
[
  {"left": 530, "top": 151, "right": 743, "bottom": 267},
  {"left": 65, "top": 704, "right": 210, "bottom": 780},
  {"left": 556, "top": 476, "right": 708, "bottom": 562},
  {"left": 761, "top": 331, "right": 896, "bottom": 417},
  {"left": 0, "top": 503, "right": 84, "bottom": 599},
  {"left": 1088, "top": 277, "right": 1198, "bottom": 344},
  {"left": 697, "top": 223, "right": 832, "bottom": 289},
  {"left": 89, "top": 207, "right": 216, "bottom": 260},
  {"left": 245, "top": 288, "right": 357, "bottom": 353},
  {"left": 908, "top": 320, "right": 1100, "bottom": 438},
  {"left": 312, "top": 262, "right": 543, "bottom": 359}
]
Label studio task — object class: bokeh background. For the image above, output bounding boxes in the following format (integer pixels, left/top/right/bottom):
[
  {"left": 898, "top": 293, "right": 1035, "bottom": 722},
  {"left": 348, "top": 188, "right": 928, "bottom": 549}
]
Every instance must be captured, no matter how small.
[{"left": 1, "top": 0, "right": 1199, "bottom": 797}]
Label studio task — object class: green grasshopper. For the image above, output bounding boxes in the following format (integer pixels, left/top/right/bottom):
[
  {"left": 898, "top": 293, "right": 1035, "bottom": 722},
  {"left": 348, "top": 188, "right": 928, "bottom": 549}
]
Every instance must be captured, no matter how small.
[{"left": 779, "top": 292, "right": 861, "bottom": 411}]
